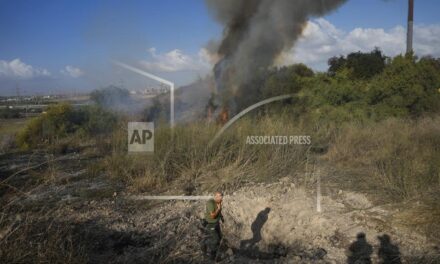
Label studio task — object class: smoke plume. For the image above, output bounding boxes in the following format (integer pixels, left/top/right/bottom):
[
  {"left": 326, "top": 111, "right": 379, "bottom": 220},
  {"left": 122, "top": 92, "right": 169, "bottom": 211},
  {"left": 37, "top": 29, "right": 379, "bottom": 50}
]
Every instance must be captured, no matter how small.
[{"left": 205, "top": 0, "right": 347, "bottom": 113}]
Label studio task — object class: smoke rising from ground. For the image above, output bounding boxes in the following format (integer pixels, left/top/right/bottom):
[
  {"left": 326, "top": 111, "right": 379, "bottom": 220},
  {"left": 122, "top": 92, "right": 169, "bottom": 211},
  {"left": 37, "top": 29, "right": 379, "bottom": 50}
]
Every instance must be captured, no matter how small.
[{"left": 205, "top": 0, "right": 347, "bottom": 110}]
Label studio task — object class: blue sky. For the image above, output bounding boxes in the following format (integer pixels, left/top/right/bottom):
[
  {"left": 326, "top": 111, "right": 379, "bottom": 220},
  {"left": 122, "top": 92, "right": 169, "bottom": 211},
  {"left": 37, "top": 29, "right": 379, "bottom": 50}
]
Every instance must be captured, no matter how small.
[{"left": 0, "top": 0, "right": 439, "bottom": 95}]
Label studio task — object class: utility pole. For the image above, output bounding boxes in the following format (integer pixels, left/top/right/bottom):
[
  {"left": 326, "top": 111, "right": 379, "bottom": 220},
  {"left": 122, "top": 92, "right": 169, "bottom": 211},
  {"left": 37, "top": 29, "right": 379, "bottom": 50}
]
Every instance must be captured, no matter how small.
[
  {"left": 406, "top": 0, "right": 414, "bottom": 54},
  {"left": 15, "top": 83, "right": 20, "bottom": 107}
]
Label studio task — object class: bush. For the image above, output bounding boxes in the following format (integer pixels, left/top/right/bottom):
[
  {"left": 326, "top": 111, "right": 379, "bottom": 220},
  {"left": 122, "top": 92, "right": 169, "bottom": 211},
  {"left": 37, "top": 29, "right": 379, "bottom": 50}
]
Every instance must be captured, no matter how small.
[
  {"left": 16, "top": 103, "right": 117, "bottom": 149},
  {"left": 367, "top": 55, "right": 440, "bottom": 117},
  {"left": 78, "top": 105, "right": 117, "bottom": 136},
  {"left": 294, "top": 52, "right": 440, "bottom": 123},
  {"left": 17, "top": 103, "right": 73, "bottom": 148}
]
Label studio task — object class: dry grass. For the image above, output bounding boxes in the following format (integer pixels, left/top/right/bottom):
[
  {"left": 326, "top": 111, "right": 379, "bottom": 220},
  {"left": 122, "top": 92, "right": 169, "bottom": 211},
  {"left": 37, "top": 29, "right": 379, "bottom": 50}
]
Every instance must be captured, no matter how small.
[
  {"left": 100, "top": 113, "right": 315, "bottom": 193},
  {"left": 394, "top": 197, "right": 440, "bottom": 243},
  {"left": 101, "top": 114, "right": 440, "bottom": 199},
  {"left": 323, "top": 115, "right": 440, "bottom": 241},
  {"left": 0, "top": 208, "right": 88, "bottom": 263},
  {"left": 325, "top": 116, "right": 440, "bottom": 200},
  {"left": 4, "top": 110, "right": 440, "bottom": 262}
]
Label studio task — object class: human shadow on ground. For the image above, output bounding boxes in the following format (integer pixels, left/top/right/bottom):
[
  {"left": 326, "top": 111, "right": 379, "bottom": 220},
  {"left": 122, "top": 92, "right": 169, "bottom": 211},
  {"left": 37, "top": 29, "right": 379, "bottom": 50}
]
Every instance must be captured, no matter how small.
[
  {"left": 232, "top": 207, "right": 327, "bottom": 261},
  {"left": 347, "top": 232, "right": 373, "bottom": 264},
  {"left": 347, "top": 232, "right": 402, "bottom": 264},
  {"left": 239, "top": 207, "right": 271, "bottom": 250},
  {"left": 234, "top": 207, "right": 286, "bottom": 259},
  {"left": 377, "top": 234, "right": 401, "bottom": 264}
]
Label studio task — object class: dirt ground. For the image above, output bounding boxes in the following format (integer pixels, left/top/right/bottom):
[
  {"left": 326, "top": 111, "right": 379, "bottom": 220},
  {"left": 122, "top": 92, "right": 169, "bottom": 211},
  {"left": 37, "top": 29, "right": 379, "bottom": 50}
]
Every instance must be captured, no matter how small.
[{"left": 1, "top": 151, "right": 439, "bottom": 263}]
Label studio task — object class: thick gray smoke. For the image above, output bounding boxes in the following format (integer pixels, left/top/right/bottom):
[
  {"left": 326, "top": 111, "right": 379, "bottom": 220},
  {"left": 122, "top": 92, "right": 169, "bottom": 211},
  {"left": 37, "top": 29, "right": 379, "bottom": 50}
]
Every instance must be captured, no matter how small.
[{"left": 205, "top": 0, "right": 347, "bottom": 112}]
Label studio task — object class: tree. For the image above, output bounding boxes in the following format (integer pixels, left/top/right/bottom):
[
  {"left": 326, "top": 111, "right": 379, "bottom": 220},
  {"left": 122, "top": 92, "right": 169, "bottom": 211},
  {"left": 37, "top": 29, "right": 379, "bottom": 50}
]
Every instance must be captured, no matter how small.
[
  {"left": 367, "top": 54, "right": 440, "bottom": 117},
  {"left": 328, "top": 55, "right": 346, "bottom": 76},
  {"left": 328, "top": 48, "right": 387, "bottom": 79}
]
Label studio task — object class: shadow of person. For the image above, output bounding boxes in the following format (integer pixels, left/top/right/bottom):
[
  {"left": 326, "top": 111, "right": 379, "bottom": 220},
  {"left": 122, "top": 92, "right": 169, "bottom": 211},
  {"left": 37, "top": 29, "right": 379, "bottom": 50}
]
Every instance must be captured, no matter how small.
[
  {"left": 240, "top": 207, "right": 271, "bottom": 250},
  {"left": 377, "top": 234, "right": 402, "bottom": 264},
  {"left": 347, "top": 232, "right": 373, "bottom": 264}
]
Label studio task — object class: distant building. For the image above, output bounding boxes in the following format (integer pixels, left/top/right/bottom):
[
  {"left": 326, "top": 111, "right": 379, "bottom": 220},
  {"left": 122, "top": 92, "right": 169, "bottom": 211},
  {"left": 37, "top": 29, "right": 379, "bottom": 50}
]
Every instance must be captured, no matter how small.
[{"left": 129, "top": 85, "right": 170, "bottom": 97}]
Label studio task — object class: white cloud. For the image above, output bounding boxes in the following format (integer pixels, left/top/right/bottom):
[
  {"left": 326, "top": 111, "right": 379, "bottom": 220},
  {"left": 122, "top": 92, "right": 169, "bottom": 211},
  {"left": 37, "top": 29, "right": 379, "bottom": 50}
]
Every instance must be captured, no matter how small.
[
  {"left": 61, "top": 65, "right": 84, "bottom": 78},
  {"left": 281, "top": 18, "right": 440, "bottom": 71},
  {"left": 140, "top": 48, "right": 211, "bottom": 72},
  {"left": 0, "top": 58, "right": 51, "bottom": 79}
]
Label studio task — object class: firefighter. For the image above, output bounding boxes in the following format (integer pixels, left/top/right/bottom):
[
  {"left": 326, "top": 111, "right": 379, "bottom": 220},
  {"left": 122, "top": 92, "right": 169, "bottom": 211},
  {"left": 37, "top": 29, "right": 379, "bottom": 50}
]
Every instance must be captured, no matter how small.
[{"left": 202, "top": 191, "right": 224, "bottom": 260}]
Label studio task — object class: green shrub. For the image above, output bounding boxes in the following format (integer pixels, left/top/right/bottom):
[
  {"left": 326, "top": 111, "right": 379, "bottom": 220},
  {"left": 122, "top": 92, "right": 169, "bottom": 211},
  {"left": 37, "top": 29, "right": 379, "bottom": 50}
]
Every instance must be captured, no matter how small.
[
  {"left": 292, "top": 52, "right": 440, "bottom": 124},
  {"left": 367, "top": 55, "right": 440, "bottom": 117},
  {"left": 78, "top": 105, "right": 117, "bottom": 135},
  {"left": 16, "top": 103, "right": 117, "bottom": 149},
  {"left": 17, "top": 103, "right": 72, "bottom": 148}
]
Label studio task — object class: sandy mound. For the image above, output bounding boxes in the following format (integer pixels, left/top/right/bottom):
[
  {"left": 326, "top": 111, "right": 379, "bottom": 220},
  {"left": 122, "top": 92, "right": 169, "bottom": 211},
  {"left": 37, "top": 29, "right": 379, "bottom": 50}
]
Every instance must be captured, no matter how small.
[{"left": 216, "top": 178, "right": 437, "bottom": 263}]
